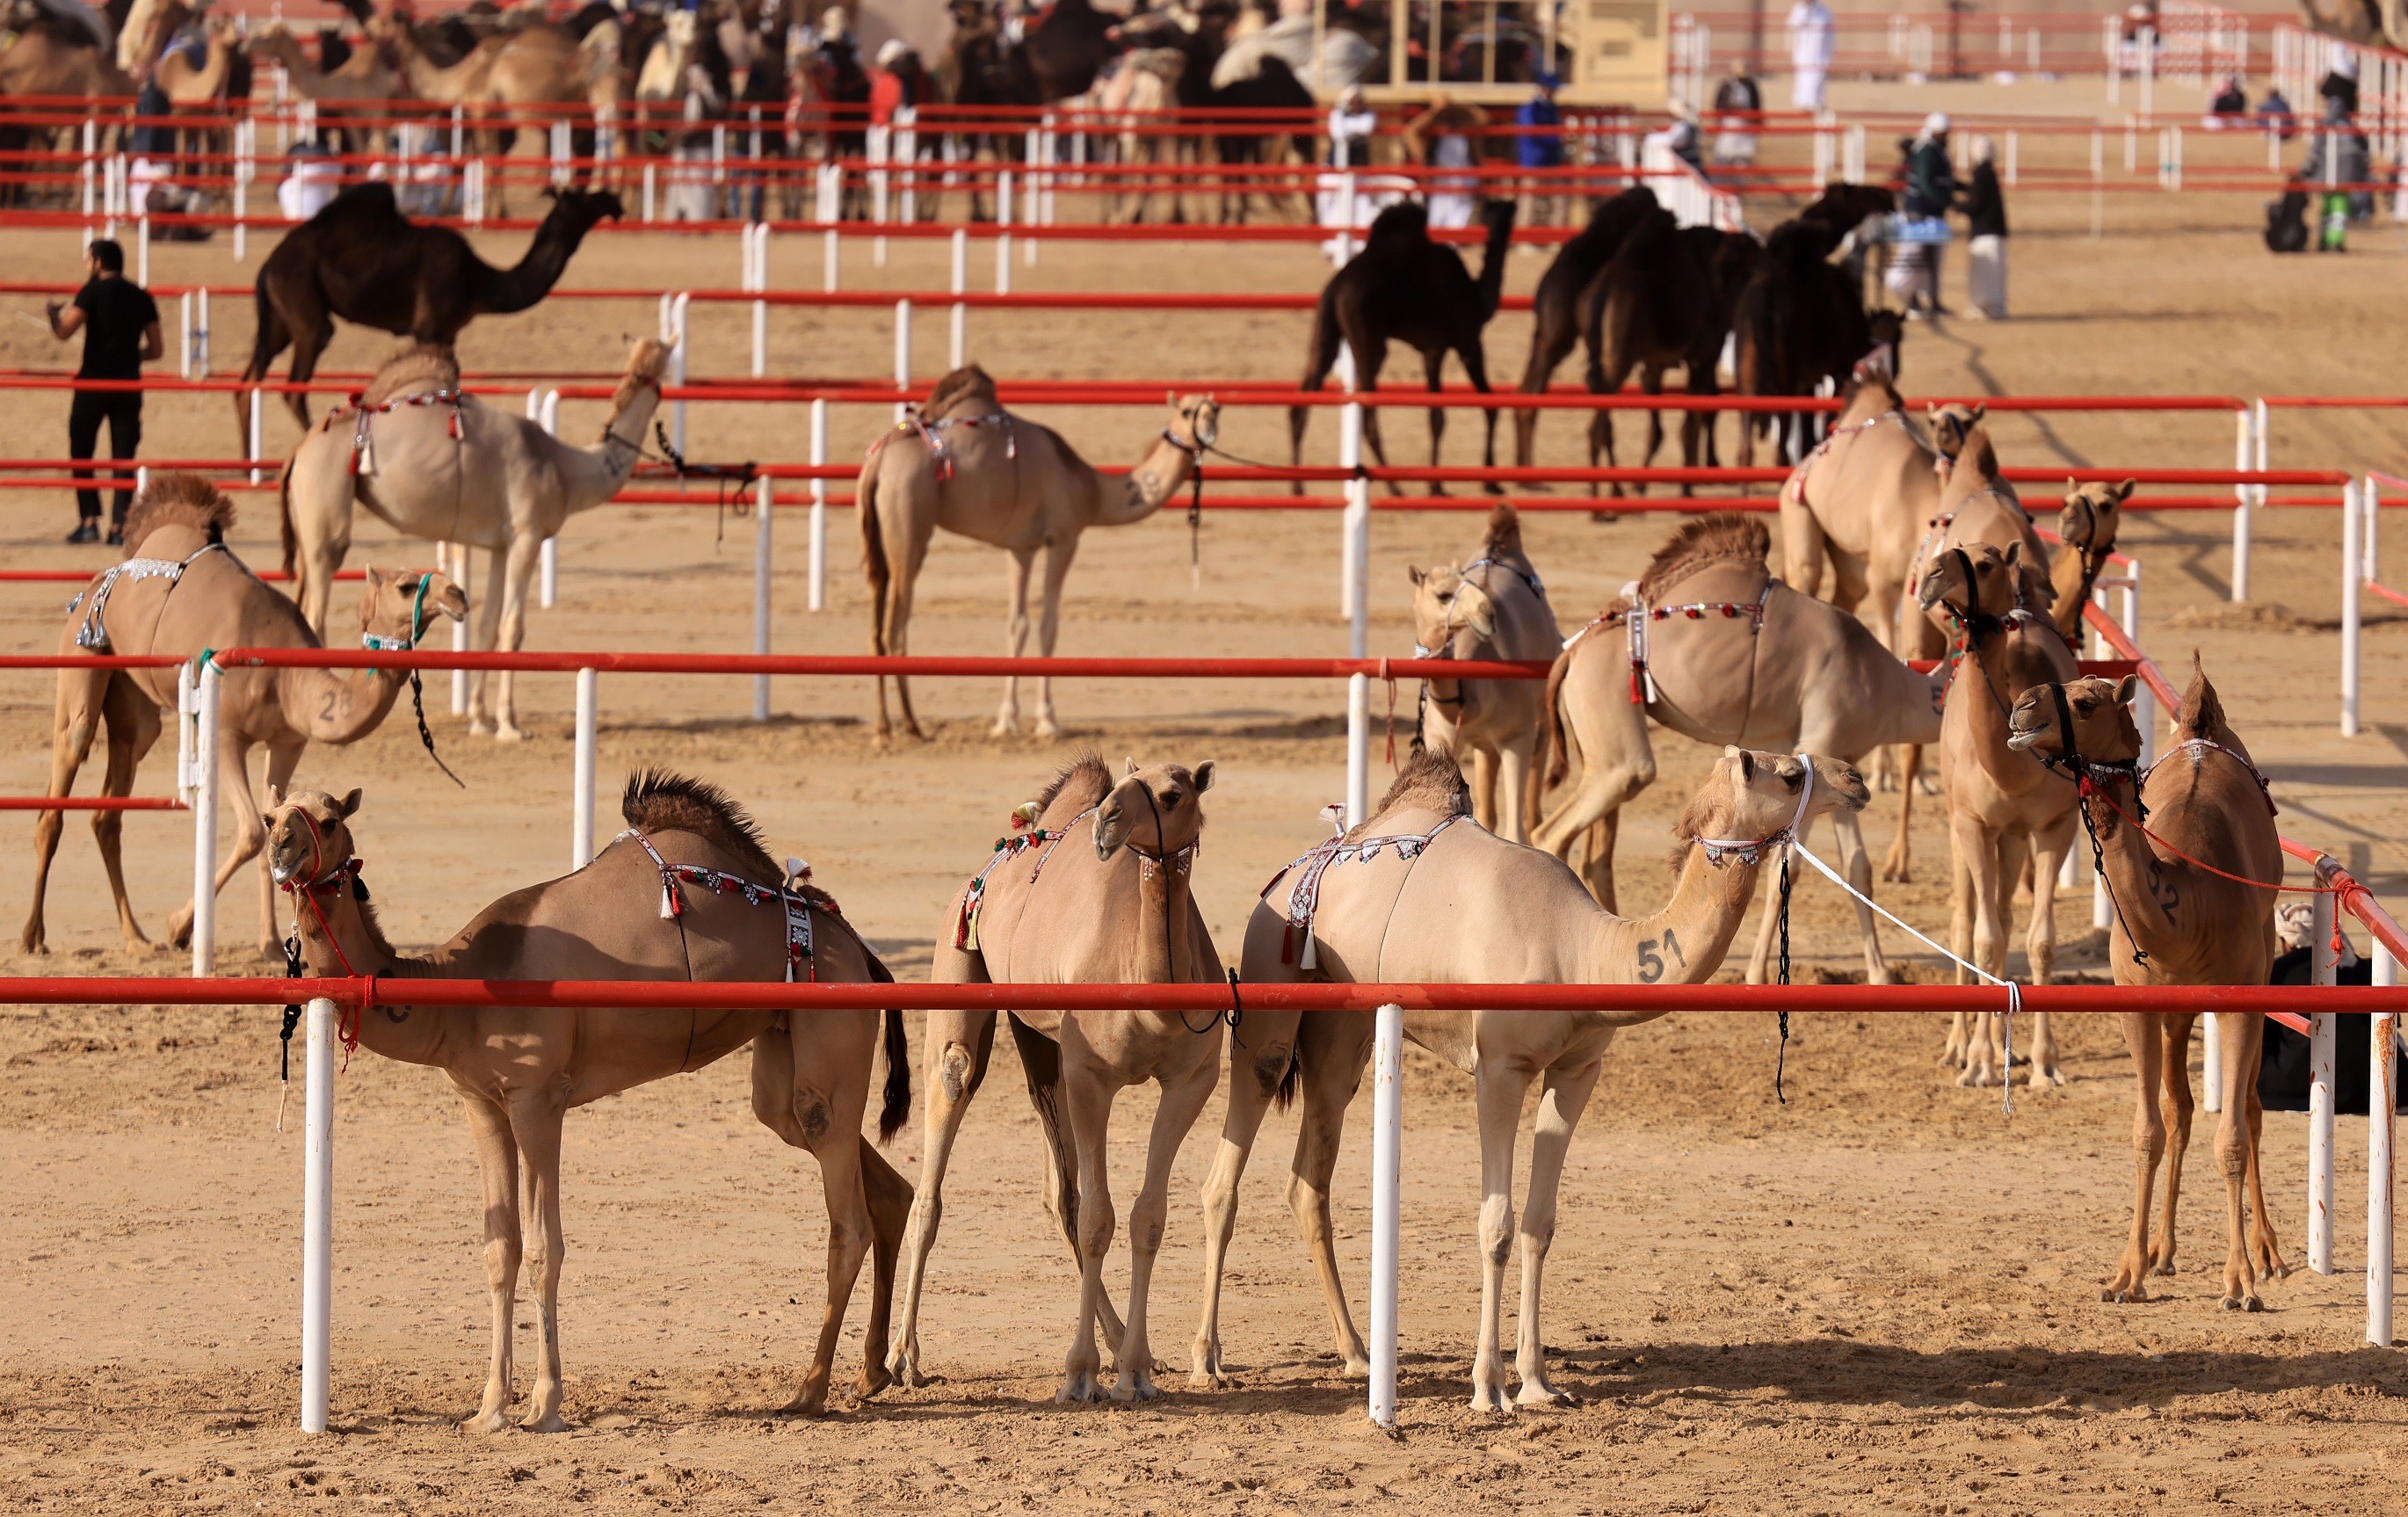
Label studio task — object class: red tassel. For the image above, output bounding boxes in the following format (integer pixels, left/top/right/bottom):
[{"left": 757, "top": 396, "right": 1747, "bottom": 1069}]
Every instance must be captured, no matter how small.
[{"left": 1281, "top": 922, "right": 1297, "bottom": 966}]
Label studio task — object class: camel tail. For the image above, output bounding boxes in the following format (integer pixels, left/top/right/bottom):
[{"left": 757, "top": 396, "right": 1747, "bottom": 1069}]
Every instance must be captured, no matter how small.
[
  {"left": 278, "top": 446, "right": 301, "bottom": 575},
  {"left": 1541, "top": 642, "right": 1580, "bottom": 788},
  {"left": 1273, "top": 1043, "right": 1302, "bottom": 1114},
  {"left": 877, "top": 1005, "right": 912, "bottom": 1144}
]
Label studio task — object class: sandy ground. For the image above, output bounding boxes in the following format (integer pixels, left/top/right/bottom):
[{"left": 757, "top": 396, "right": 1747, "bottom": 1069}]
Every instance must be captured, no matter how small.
[{"left": 1, "top": 92, "right": 2405, "bottom": 1513}]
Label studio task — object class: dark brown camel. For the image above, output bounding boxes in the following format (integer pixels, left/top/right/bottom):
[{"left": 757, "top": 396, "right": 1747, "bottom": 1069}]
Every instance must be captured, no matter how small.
[
  {"left": 1581, "top": 213, "right": 1759, "bottom": 496},
  {"left": 1023, "top": 0, "right": 1120, "bottom": 102},
  {"left": 236, "top": 181, "right": 622, "bottom": 441},
  {"left": 1289, "top": 198, "right": 1517, "bottom": 497},
  {"left": 1730, "top": 182, "right": 1897, "bottom": 470},
  {"left": 1511, "top": 185, "right": 1656, "bottom": 468}
]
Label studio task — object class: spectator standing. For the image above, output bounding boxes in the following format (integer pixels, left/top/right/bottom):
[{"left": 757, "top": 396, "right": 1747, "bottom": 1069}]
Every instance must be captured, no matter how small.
[
  {"left": 2300, "top": 98, "right": 2371, "bottom": 247},
  {"left": 1711, "top": 57, "right": 1762, "bottom": 170},
  {"left": 2205, "top": 74, "right": 2247, "bottom": 127},
  {"left": 1887, "top": 112, "right": 1955, "bottom": 316},
  {"left": 1403, "top": 96, "right": 1489, "bottom": 229},
  {"left": 1328, "top": 84, "right": 1377, "bottom": 168},
  {"left": 1514, "top": 73, "right": 1565, "bottom": 229},
  {"left": 47, "top": 239, "right": 162, "bottom": 545},
  {"left": 1962, "top": 134, "right": 2008, "bottom": 318},
  {"left": 2320, "top": 39, "right": 2360, "bottom": 118},
  {"left": 2256, "top": 83, "right": 2296, "bottom": 141},
  {"left": 1786, "top": 0, "right": 1833, "bottom": 111}
]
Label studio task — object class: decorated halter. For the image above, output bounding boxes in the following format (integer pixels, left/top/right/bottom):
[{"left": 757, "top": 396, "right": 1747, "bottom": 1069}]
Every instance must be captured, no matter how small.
[
  {"left": 1622, "top": 577, "right": 1773, "bottom": 706},
  {"left": 1259, "top": 811, "right": 1466, "bottom": 970},
  {"left": 67, "top": 541, "right": 228, "bottom": 652},
  {"left": 2028, "top": 681, "right": 2147, "bottom": 814},
  {"left": 323, "top": 386, "right": 468, "bottom": 476},
  {"left": 616, "top": 827, "right": 822, "bottom": 983},
  {"left": 955, "top": 803, "right": 1096, "bottom": 950},
  {"left": 1691, "top": 760, "right": 1815, "bottom": 868},
  {"left": 360, "top": 572, "right": 436, "bottom": 656},
  {"left": 271, "top": 802, "right": 373, "bottom": 1058}
]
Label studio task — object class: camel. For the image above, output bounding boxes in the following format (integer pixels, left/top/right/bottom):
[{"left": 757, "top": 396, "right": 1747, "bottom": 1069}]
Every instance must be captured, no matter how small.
[
  {"left": 2004, "top": 663, "right": 2288, "bottom": 1310},
  {"left": 1290, "top": 199, "right": 1518, "bottom": 497},
  {"left": 1776, "top": 345, "right": 1935, "bottom": 662},
  {"left": 858, "top": 367, "right": 1218, "bottom": 741},
  {"left": 1096, "top": 48, "right": 1187, "bottom": 225},
  {"left": 280, "top": 338, "right": 670, "bottom": 741},
  {"left": 2046, "top": 478, "right": 2132, "bottom": 645},
  {"left": 266, "top": 772, "right": 916, "bottom": 1426},
  {"left": 1244, "top": 746, "right": 1869, "bottom": 1409},
  {"left": 20, "top": 474, "right": 465, "bottom": 961},
  {"left": 0, "top": 12, "right": 135, "bottom": 105},
  {"left": 1511, "top": 186, "right": 1657, "bottom": 468},
  {"left": 1582, "top": 214, "right": 1759, "bottom": 494},
  {"left": 1407, "top": 504, "right": 1562, "bottom": 844},
  {"left": 243, "top": 22, "right": 403, "bottom": 155},
  {"left": 370, "top": 13, "right": 620, "bottom": 216},
  {"left": 1534, "top": 515, "right": 1942, "bottom": 982},
  {"left": 1915, "top": 541, "right": 2079, "bottom": 1086},
  {"left": 1730, "top": 185, "right": 1896, "bottom": 469},
  {"left": 238, "top": 181, "right": 623, "bottom": 439},
  {"left": 893, "top": 756, "right": 1288, "bottom": 1401}
]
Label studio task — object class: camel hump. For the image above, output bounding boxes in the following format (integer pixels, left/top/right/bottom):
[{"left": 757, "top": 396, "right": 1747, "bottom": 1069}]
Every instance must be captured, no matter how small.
[
  {"left": 120, "top": 472, "right": 235, "bottom": 556},
  {"left": 1032, "top": 751, "right": 1113, "bottom": 826},
  {"left": 922, "top": 362, "right": 1001, "bottom": 419},
  {"left": 1364, "top": 750, "right": 1471, "bottom": 831},
  {"left": 2172, "top": 652, "right": 2232, "bottom": 744},
  {"left": 1479, "top": 502, "right": 1525, "bottom": 562},
  {"left": 1636, "top": 512, "right": 1769, "bottom": 601},
  {"left": 1365, "top": 200, "right": 1429, "bottom": 248},
  {"left": 361, "top": 342, "right": 461, "bottom": 407},
  {"left": 620, "top": 769, "right": 783, "bottom": 884}
]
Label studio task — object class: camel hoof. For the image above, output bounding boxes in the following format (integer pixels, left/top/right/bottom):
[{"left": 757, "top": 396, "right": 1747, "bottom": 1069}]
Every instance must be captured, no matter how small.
[
  {"left": 1956, "top": 1067, "right": 1991, "bottom": 1088},
  {"left": 461, "top": 1410, "right": 512, "bottom": 1435},
  {"left": 1514, "top": 1383, "right": 1578, "bottom": 1409},
  {"left": 1188, "top": 1368, "right": 1233, "bottom": 1391},
  {"left": 18, "top": 936, "right": 45, "bottom": 956},
  {"left": 2100, "top": 1286, "right": 2143, "bottom": 1304},
  {"left": 2221, "top": 1294, "right": 2264, "bottom": 1313},
  {"left": 886, "top": 1349, "right": 930, "bottom": 1389},
  {"left": 2152, "top": 1260, "right": 2176, "bottom": 1278},
  {"left": 990, "top": 717, "right": 1019, "bottom": 737},
  {"left": 468, "top": 717, "right": 496, "bottom": 737},
  {"left": 1468, "top": 1382, "right": 1512, "bottom": 1415},
  {"left": 520, "top": 1412, "right": 569, "bottom": 1434},
  {"left": 1055, "top": 1371, "right": 1105, "bottom": 1404},
  {"left": 494, "top": 724, "right": 526, "bottom": 744},
  {"left": 1111, "top": 1373, "right": 1162, "bottom": 1404},
  {"left": 2029, "top": 1066, "right": 2068, "bottom": 1089},
  {"left": 777, "top": 1391, "right": 831, "bottom": 1418},
  {"left": 1033, "top": 719, "right": 1063, "bottom": 740}
]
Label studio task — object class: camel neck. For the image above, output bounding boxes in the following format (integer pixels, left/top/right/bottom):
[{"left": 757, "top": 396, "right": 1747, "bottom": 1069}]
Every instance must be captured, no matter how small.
[
  {"left": 1128, "top": 845, "right": 1199, "bottom": 984},
  {"left": 1106, "top": 435, "right": 1196, "bottom": 526},
  {"left": 1594, "top": 842, "right": 1763, "bottom": 984},
  {"left": 2049, "top": 547, "right": 2106, "bottom": 644},
  {"left": 288, "top": 880, "right": 447, "bottom": 1066},
  {"left": 555, "top": 388, "right": 663, "bottom": 512},
  {"left": 1961, "top": 622, "right": 2073, "bottom": 797},
  {"left": 281, "top": 664, "right": 406, "bottom": 744}
]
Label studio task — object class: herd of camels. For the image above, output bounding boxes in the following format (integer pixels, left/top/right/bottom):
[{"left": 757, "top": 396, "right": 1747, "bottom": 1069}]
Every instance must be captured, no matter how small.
[{"left": 19, "top": 171, "right": 2300, "bottom": 1426}]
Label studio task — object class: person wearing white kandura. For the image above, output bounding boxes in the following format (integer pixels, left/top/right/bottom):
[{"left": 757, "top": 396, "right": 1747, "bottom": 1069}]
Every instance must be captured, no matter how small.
[{"left": 1787, "top": 0, "right": 1834, "bottom": 112}]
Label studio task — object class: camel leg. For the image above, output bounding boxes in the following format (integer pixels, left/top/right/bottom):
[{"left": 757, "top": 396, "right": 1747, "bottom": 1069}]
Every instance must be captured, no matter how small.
[
  {"left": 286, "top": 459, "right": 353, "bottom": 638},
  {"left": 994, "top": 546, "right": 1037, "bottom": 737},
  {"left": 880, "top": 512, "right": 936, "bottom": 742},
  {"left": 1514, "top": 1056, "right": 1603, "bottom": 1406},
  {"left": 1827, "top": 809, "right": 1890, "bottom": 985},
  {"left": 1007, "top": 1014, "right": 1131, "bottom": 1354},
  {"left": 1469, "top": 1057, "right": 1537, "bottom": 1414},
  {"left": 1287, "top": 1008, "right": 1376, "bottom": 1374},
  {"left": 1031, "top": 535, "right": 1079, "bottom": 738},
  {"left": 1191, "top": 1008, "right": 1302, "bottom": 1389},
  {"left": 2105, "top": 1012, "right": 2167, "bottom": 1303},
  {"left": 2241, "top": 1062, "right": 2288, "bottom": 1281},
  {"left": 92, "top": 676, "right": 163, "bottom": 954},
  {"left": 507, "top": 1087, "right": 572, "bottom": 1432},
  {"left": 2021, "top": 821, "right": 2076, "bottom": 1086},
  {"left": 857, "top": 1138, "right": 911, "bottom": 1397},
  {"left": 21, "top": 664, "right": 113, "bottom": 955},
  {"left": 1512, "top": 316, "right": 1579, "bottom": 470},
  {"left": 257, "top": 739, "right": 305, "bottom": 959},
  {"left": 2151, "top": 1012, "right": 2198, "bottom": 1275},
  {"left": 1578, "top": 814, "right": 1621, "bottom": 914},
  {"left": 1466, "top": 744, "right": 1498, "bottom": 832},
  {"left": 1107, "top": 1041, "right": 1221, "bottom": 1403},
  {"left": 1950, "top": 816, "right": 2006, "bottom": 1085},
  {"left": 1054, "top": 1034, "right": 1124, "bottom": 1404},
  {"left": 465, "top": 545, "right": 507, "bottom": 737},
  {"left": 1495, "top": 735, "right": 1535, "bottom": 846},
  {"left": 1422, "top": 349, "right": 1450, "bottom": 497},
  {"left": 750, "top": 1009, "right": 882, "bottom": 1412},
  {"left": 1882, "top": 743, "right": 1921, "bottom": 882},
  {"left": 2209, "top": 1010, "right": 2267, "bottom": 1310},
  {"left": 277, "top": 310, "right": 335, "bottom": 433},
  {"left": 888, "top": 1004, "right": 997, "bottom": 1387},
  {"left": 170, "top": 740, "right": 265, "bottom": 954},
  {"left": 459, "top": 1093, "right": 524, "bottom": 1434},
  {"left": 489, "top": 535, "right": 543, "bottom": 742}
]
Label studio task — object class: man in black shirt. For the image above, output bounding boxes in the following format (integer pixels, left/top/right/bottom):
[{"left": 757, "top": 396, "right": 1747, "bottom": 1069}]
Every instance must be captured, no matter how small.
[{"left": 47, "top": 239, "right": 163, "bottom": 544}]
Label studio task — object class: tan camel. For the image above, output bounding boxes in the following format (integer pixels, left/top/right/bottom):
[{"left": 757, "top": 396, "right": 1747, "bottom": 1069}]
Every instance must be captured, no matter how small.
[
  {"left": 1536, "top": 516, "right": 1943, "bottom": 983},
  {"left": 1916, "top": 541, "right": 2079, "bottom": 1086},
  {"left": 2004, "top": 662, "right": 2288, "bottom": 1309},
  {"left": 244, "top": 22, "right": 404, "bottom": 107},
  {"left": 1243, "top": 746, "right": 1869, "bottom": 1409},
  {"left": 859, "top": 367, "right": 1218, "bottom": 740},
  {"left": 1776, "top": 352, "right": 1936, "bottom": 664},
  {"left": 896, "top": 756, "right": 1279, "bottom": 1402},
  {"left": 267, "top": 772, "right": 915, "bottom": 1426},
  {"left": 0, "top": 18, "right": 136, "bottom": 104},
  {"left": 21, "top": 475, "right": 463, "bottom": 962},
  {"left": 2045, "top": 479, "right": 2131, "bottom": 645},
  {"left": 372, "top": 15, "right": 617, "bottom": 214},
  {"left": 280, "top": 338, "right": 670, "bottom": 741},
  {"left": 1407, "top": 504, "right": 1562, "bottom": 845},
  {"left": 1097, "top": 48, "right": 1186, "bottom": 225}
]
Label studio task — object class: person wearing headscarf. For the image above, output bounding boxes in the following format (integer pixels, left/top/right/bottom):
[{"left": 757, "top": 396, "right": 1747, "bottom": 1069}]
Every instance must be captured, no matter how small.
[
  {"left": 1328, "top": 84, "right": 1377, "bottom": 168},
  {"left": 1712, "top": 57, "right": 1762, "bottom": 169},
  {"left": 1886, "top": 112, "right": 1955, "bottom": 316},
  {"left": 1962, "top": 135, "right": 2007, "bottom": 318}
]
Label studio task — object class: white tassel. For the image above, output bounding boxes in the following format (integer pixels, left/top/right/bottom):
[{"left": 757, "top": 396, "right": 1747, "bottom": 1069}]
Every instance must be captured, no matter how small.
[
  {"left": 659, "top": 883, "right": 677, "bottom": 918},
  {"left": 785, "top": 856, "right": 811, "bottom": 889},
  {"left": 1300, "top": 925, "right": 1318, "bottom": 970}
]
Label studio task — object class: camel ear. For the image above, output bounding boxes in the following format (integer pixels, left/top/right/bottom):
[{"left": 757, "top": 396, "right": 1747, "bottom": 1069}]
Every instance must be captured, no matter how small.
[
  {"left": 1125, "top": 756, "right": 1142, "bottom": 776},
  {"left": 1408, "top": 564, "right": 1425, "bottom": 587},
  {"left": 1724, "top": 745, "right": 1754, "bottom": 780},
  {"left": 2114, "top": 675, "right": 2139, "bottom": 706},
  {"left": 2112, "top": 477, "right": 2136, "bottom": 503},
  {"left": 2002, "top": 541, "right": 2022, "bottom": 566},
  {"left": 1969, "top": 403, "right": 1988, "bottom": 424},
  {"left": 337, "top": 788, "right": 363, "bottom": 818},
  {"left": 1165, "top": 389, "right": 1176, "bottom": 408},
  {"left": 2066, "top": 476, "right": 2079, "bottom": 497},
  {"left": 1191, "top": 759, "right": 1216, "bottom": 794}
]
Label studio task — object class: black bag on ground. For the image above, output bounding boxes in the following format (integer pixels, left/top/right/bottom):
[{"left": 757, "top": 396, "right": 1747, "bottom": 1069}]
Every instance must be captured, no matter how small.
[
  {"left": 2257, "top": 946, "right": 2395, "bottom": 1114},
  {"left": 2266, "top": 188, "right": 2310, "bottom": 252}
]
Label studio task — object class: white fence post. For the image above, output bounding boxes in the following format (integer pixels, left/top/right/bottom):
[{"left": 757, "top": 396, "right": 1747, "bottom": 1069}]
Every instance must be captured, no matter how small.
[
  {"left": 189, "top": 657, "right": 221, "bottom": 977},
  {"left": 753, "top": 475, "right": 773, "bottom": 721},
  {"left": 2310, "top": 889, "right": 2339, "bottom": 1275},
  {"left": 178, "top": 291, "right": 192, "bottom": 380},
  {"left": 949, "top": 227, "right": 968, "bottom": 369},
  {"left": 1338, "top": 393, "right": 1363, "bottom": 622},
  {"left": 894, "top": 298, "right": 912, "bottom": 423},
  {"left": 448, "top": 543, "right": 471, "bottom": 715},
  {"left": 299, "top": 993, "right": 337, "bottom": 1435},
  {"left": 1367, "top": 1000, "right": 1403, "bottom": 1429},
  {"left": 571, "top": 668, "right": 597, "bottom": 869},
  {"left": 671, "top": 292, "right": 690, "bottom": 460},
  {"left": 2232, "top": 408, "right": 2254, "bottom": 602},
  {"left": 809, "top": 398, "right": 828, "bottom": 612},
  {"left": 1347, "top": 671, "right": 1369, "bottom": 827},
  {"left": 248, "top": 389, "right": 264, "bottom": 484},
  {"left": 996, "top": 168, "right": 1014, "bottom": 291},
  {"left": 538, "top": 389, "right": 560, "bottom": 608},
  {"left": 2372, "top": 941, "right": 2397, "bottom": 1346},
  {"left": 2342, "top": 477, "right": 2361, "bottom": 736},
  {"left": 196, "top": 287, "right": 210, "bottom": 375},
  {"left": 2202, "top": 1005, "right": 2223, "bottom": 1111}
]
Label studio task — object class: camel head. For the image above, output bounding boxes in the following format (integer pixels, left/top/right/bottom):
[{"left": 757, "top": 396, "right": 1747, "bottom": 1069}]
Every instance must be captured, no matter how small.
[
  {"left": 1926, "top": 401, "right": 1986, "bottom": 468},
  {"left": 1093, "top": 757, "right": 1215, "bottom": 863},
  {"left": 2005, "top": 675, "right": 2143, "bottom": 764},
  {"left": 1673, "top": 748, "right": 1868, "bottom": 867},
  {"left": 266, "top": 786, "right": 365, "bottom": 888},
  {"left": 357, "top": 566, "right": 468, "bottom": 650},
  {"left": 1406, "top": 564, "right": 1496, "bottom": 653},
  {"left": 1164, "top": 392, "right": 1219, "bottom": 452},
  {"left": 1916, "top": 540, "right": 2051, "bottom": 630},
  {"left": 2058, "top": 478, "right": 2134, "bottom": 556}
]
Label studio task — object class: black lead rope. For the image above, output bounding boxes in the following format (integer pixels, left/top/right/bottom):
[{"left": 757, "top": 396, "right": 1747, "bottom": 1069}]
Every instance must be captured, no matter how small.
[
  {"left": 2048, "top": 680, "right": 2150, "bottom": 968},
  {"left": 1773, "top": 851, "right": 1794, "bottom": 1106},
  {"left": 279, "top": 928, "right": 304, "bottom": 1083},
  {"left": 410, "top": 670, "right": 463, "bottom": 788},
  {"left": 1187, "top": 463, "right": 1204, "bottom": 588},
  {"left": 651, "top": 421, "right": 758, "bottom": 550}
]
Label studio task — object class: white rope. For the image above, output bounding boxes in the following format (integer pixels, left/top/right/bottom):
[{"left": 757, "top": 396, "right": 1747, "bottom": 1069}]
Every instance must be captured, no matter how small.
[{"left": 1791, "top": 838, "right": 2022, "bottom": 1114}]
